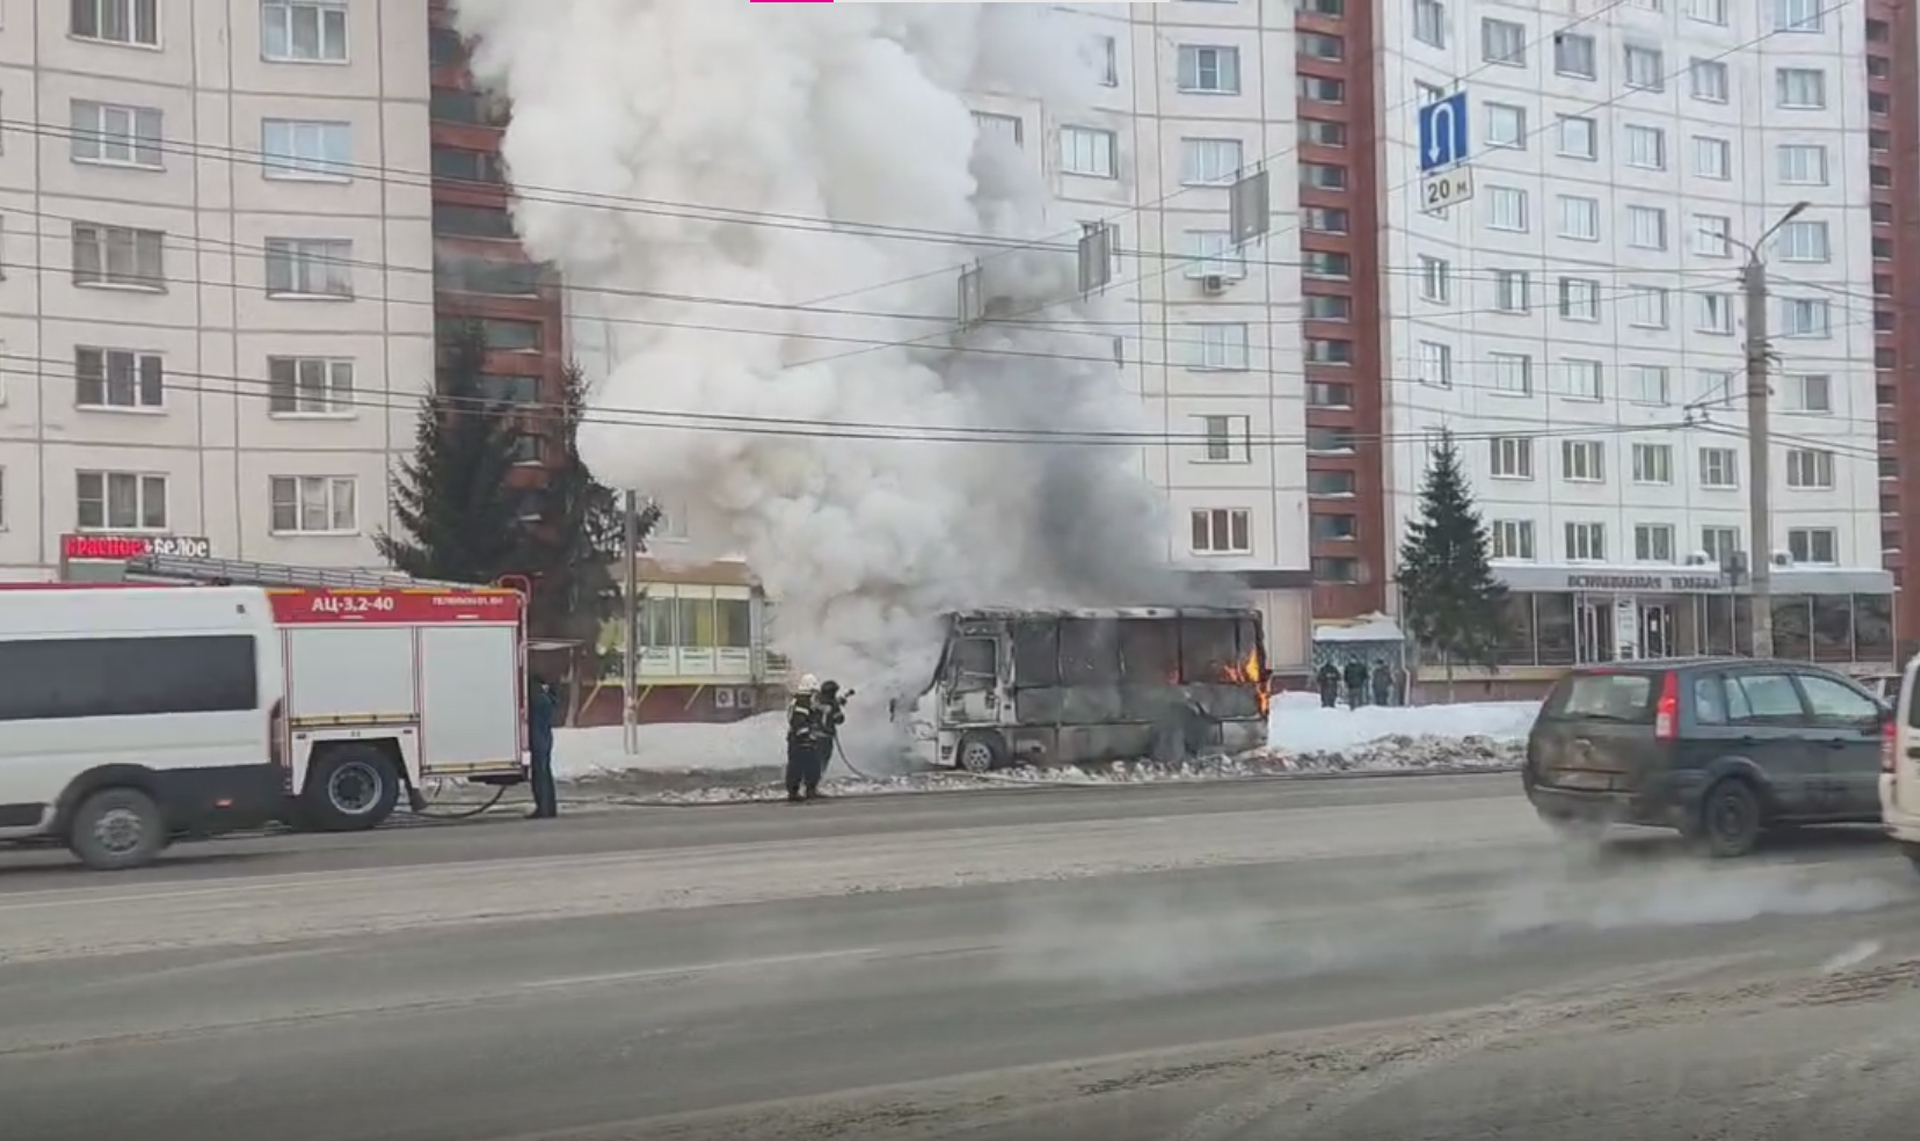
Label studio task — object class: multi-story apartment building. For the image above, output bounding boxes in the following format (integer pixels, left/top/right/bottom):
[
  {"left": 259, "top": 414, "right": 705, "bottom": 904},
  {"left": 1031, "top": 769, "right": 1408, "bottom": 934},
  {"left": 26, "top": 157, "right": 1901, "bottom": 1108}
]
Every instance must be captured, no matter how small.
[
  {"left": 0, "top": 0, "right": 435, "bottom": 579},
  {"left": 1370, "top": 0, "right": 1895, "bottom": 686}
]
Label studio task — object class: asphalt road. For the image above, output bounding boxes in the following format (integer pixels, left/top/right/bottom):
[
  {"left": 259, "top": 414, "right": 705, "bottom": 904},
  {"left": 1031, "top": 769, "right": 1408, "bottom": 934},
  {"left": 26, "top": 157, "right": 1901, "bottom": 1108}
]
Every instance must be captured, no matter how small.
[{"left": 6, "top": 775, "right": 1920, "bottom": 1140}]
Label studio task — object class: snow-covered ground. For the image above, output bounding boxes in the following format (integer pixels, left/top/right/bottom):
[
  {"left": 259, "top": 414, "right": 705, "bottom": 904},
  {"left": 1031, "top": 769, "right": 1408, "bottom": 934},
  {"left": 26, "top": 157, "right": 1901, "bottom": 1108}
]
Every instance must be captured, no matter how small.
[{"left": 551, "top": 693, "right": 1540, "bottom": 805}]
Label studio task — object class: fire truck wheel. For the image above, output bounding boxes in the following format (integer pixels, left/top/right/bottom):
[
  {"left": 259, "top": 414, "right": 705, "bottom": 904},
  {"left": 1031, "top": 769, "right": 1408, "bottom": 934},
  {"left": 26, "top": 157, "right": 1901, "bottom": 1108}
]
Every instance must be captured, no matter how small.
[
  {"left": 304, "top": 747, "right": 401, "bottom": 832},
  {"left": 955, "top": 731, "right": 1008, "bottom": 773},
  {"left": 67, "top": 787, "right": 166, "bottom": 871}
]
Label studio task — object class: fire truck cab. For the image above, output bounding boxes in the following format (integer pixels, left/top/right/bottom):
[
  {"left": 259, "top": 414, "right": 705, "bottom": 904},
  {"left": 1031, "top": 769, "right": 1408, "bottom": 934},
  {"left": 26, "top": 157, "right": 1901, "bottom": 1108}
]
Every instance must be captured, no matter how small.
[{"left": 77, "top": 550, "right": 529, "bottom": 832}]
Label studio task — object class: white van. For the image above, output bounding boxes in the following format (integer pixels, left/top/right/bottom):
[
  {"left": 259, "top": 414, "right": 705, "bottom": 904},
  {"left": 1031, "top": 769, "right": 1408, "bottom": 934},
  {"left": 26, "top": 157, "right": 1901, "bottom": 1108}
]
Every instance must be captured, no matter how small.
[
  {"left": 0, "top": 585, "right": 287, "bottom": 870},
  {"left": 1879, "top": 656, "right": 1920, "bottom": 869}
]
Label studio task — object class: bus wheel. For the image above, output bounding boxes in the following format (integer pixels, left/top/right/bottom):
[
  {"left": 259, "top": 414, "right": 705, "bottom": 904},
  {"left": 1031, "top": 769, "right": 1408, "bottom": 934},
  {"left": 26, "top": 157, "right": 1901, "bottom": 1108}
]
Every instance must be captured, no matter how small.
[
  {"left": 68, "top": 787, "right": 166, "bottom": 871},
  {"left": 304, "top": 746, "right": 401, "bottom": 832},
  {"left": 956, "top": 731, "right": 1008, "bottom": 774}
]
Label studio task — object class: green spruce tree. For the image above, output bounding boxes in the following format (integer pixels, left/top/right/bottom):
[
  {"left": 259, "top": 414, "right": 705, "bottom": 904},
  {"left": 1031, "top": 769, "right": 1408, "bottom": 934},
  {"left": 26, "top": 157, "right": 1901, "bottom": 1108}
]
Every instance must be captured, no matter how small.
[
  {"left": 1394, "top": 430, "right": 1510, "bottom": 700},
  {"left": 374, "top": 322, "right": 525, "bottom": 582}
]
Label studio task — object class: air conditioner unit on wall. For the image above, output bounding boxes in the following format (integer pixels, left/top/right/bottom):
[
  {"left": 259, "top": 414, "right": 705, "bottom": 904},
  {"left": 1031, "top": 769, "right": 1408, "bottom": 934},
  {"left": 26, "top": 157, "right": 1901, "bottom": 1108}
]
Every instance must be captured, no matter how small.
[
  {"left": 1201, "top": 274, "right": 1227, "bottom": 295},
  {"left": 737, "top": 688, "right": 758, "bottom": 709},
  {"left": 714, "top": 687, "right": 735, "bottom": 709}
]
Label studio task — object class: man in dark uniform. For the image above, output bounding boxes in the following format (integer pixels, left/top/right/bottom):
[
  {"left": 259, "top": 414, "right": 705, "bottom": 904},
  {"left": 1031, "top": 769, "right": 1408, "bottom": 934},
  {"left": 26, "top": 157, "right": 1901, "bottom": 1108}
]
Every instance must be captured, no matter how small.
[
  {"left": 809, "top": 679, "right": 851, "bottom": 795},
  {"left": 527, "top": 674, "right": 559, "bottom": 819},
  {"left": 1315, "top": 661, "right": 1341, "bottom": 709},
  {"left": 1342, "top": 659, "right": 1369, "bottom": 711},
  {"left": 786, "top": 674, "right": 823, "bottom": 803}
]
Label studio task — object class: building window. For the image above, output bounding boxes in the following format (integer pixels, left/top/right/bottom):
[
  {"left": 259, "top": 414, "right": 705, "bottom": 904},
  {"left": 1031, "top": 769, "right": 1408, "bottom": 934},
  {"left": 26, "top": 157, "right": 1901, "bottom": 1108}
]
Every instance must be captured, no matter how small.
[
  {"left": 1787, "top": 527, "right": 1837, "bottom": 565},
  {"left": 1696, "top": 292, "right": 1733, "bottom": 335},
  {"left": 1693, "top": 136, "right": 1730, "bottom": 179},
  {"left": 261, "top": 119, "right": 351, "bottom": 179},
  {"left": 1300, "top": 119, "right": 1347, "bottom": 147},
  {"left": 1554, "top": 32, "right": 1596, "bottom": 78},
  {"left": 1312, "top": 557, "right": 1361, "bottom": 583},
  {"left": 1492, "top": 269, "right": 1529, "bottom": 313},
  {"left": 1557, "top": 115, "right": 1597, "bottom": 159},
  {"left": 71, "top": 0, "right": 158, "bottom": 46},
  {"left": 432, "top": 145, "right": 507, "bottom": 186},
  {"left": 1699, "top": 447, "right": 1739, "bottom": 488},
  {"left": 1634, "top": 524, "right": 1676, "bottom": 563},
  {"left": 75, "top": 346, "right": 163, "bottom": 409},
  {"left": 1562, "top": 357, "right": 1603, "bottom": 400},
  {"left": 1689, "top": 58, "right": 1729, "bottom": 101},
  {"left": 432, "top": 203, "right": 517, "bottom": 240},
  {"left": 269, "top": 475, "right": 357, "bottom": 534},
  {"left": 1627, "top": 286, "right": 1669, "bottom": 329},
  {"left": 71, "top": 222, "right": 165, "bottom": 289},
  {"left": 1482, "top": 18, "right": 1526, "bottom": 64},
  {"left": 430, "top": 86, "right": 510, "bottom": 128},
  {"left": 1307, "top": 77, "right": 1354, "bottom": 109},
  {"left": 1688, "top": 0, "right": 1728, "bottom": 22},
  {"left": 1624, "top": 45, "right": 1665, "bottom": 90},
  {"left": 1777, "top": 144, "right": 1828, "bottom": 185},
  {"left": 261, "top": 0, "right": 349, "bottom": 63},
  {"left": 1775, "top": 67, "right": 1826, "bottom": 109},
  {"left": 264, "top": 237, "right": 353, "bottom": 298},
  {"left": 1789, "top": 374, "right": 1832, "bottom": 413},
  {"left": 1694, "top": 214, "right": 1731, "bottom": 256},
  {"left": 1777, "top": 219, "right": 1829, "bottom": 262},
  {"left": 1309, "top": 470, "right": 1356, "bottom": 496},
  {"left": 267, "top": 356, "right": 354, "bottom": 415},
  {"left": 1632, "top": 443, "right": 1672, "bottom": 484},
  {"left": 1786, "top": 447, "right": 1835, "bottom": 489},
  {"left": 1565, "top": 522, "right": 1607, "bottom": 562},
  {"left": 76, "top": 471, "right": 167, "bottom": 531},
  {"left": 1624, "top": 124, "right": 1665, "bottom": 169},
  {"left": 1491, "top": 519, "right": 1535, "bottom": 560},
  {"left": 1190, "top": 508, "right": 1251, "bottom": 554},
  {"left": 1307, "top": 380, "right": 1353, "bottom": 406},
  {"left": 1059, "top": 126, "right": 1116, "bottom": 177},
  {"left": 1489, "top": 436, "right": 1532, "bottom": 479},
  {"left": 1418, "top": 340, "right": 1453, "bottom": 387},
  {"left": 1302, "top": 250, "right": 1350, "bottom": 279},
  {"left": 1489, "top": 352, "right": 1533, "bottom": 396},
  {"left": 1486, "top": 103, "right": 1527, "bottom": 148},
  {"left": 1413, "top": 0, "right": 1447, "bottom": 47},
  {"left": 1626, "top": 363, "right": 1670, "bottom": 404},
  {"left": 1419, "top": 255, "right": 1451, "bottom": 302},
  {"left": 1198, "top": 415, "right": 1251, "bottom": 462},
  {"left": 1307, "top": 427, "right": 1356, "bottom": 454},
  {"left": 1187, "top": 323, "right": 1250, "bottom": 371},
  {"left": 1774, "top": 0, "right": 1824, "bottom": 31},
  {"left": 1558, "top": 195, "right": 1599, "bottom": 241},
  {"left": 1626, "top": 205, "right": 1667, "bottom": 250},
  {"left": 1303, "top": 295, "right": 1351, "bottom": 321},
  {"left": 1310, "top": 514, "right": 1357, "bottom": 542},
  {"left": 1301, "top": 206, "right": 1350, "bottom": 233},
  {"left": 70, "top": 100, "right": 163, "bottom": 168},
  {"left": 1562, "top": 439, "right": 1605, "bottom": 482},
  {"left": 1305, "top": 338, "right": 1354, "bottom": 365},
  {"left": 1557, "top": 277, "right": 1600, "bottom": 321},
  {"left": 1300, "top": 162, "right": 1347, "bottom": 190},
  {"left": 1179, "top": 137, "right": 1243, "bottom": 185},
  {"left": 972, "top": 112, "right": 1023, "bottom": 154},
  {"left": 428, "top": 25, "right": 463, "bottom": 68},
  {"left": 1184, "top": 231, "right": 1247, "bottom": 280},
  {"left": 1415, "top": 81, "right": 1446, "bottom": 105},
  {"left": 1487, "top": 186, "right": 1527, "bottom": 231},
  {"left": 1096, "top": 35, "right": 1118, "bottom": 86},
  {"left": 1780, "top": 297, "right": 1830, "bottom": 337},
  {"left": 1701, "top": 526, "right": 1739, "bottom": 563},
  {"left": 1176, "top": 45, "right": 1240, "bottom": 93}
]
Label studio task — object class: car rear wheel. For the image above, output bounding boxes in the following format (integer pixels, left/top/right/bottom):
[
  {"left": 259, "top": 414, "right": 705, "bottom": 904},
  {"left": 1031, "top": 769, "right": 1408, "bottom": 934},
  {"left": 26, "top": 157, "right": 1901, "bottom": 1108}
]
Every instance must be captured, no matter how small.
[{"left": 1697, "top": 778, "right": 1763, "bottom": 858}]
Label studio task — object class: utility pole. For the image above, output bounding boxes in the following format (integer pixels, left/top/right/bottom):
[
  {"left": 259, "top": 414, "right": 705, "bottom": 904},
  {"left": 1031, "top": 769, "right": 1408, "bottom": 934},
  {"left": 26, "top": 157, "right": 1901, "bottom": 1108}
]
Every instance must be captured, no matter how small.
[
  {"left": 622, "top": 489, "right": 639, "bottom": 754},
  {"left": 1737, "top": 201, "right": 1809, "bottom": 660},
  {"left": 1742, "top": 255, "right": 1774, "bottom": 659}
]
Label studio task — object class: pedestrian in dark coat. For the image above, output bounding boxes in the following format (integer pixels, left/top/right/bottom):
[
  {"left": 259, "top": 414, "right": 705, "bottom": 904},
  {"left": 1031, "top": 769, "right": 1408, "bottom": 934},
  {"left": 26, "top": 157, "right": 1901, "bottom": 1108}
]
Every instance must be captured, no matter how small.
[
  {"left": 1342, "top": 659, "right": 1369, "bottom": 710},
  {"left": 1315, "top": 662, "right": 1341, "bottom": 709},
  {"left": 527, "top": 675, "right": 559, "bottom": 819}
]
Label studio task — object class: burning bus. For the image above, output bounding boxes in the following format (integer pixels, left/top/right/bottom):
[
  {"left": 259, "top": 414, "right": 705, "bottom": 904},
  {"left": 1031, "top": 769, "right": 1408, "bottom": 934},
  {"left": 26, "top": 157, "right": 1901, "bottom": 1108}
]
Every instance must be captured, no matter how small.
[{"left": 895, "top": 606, "right": 1270, "bottom": 772}]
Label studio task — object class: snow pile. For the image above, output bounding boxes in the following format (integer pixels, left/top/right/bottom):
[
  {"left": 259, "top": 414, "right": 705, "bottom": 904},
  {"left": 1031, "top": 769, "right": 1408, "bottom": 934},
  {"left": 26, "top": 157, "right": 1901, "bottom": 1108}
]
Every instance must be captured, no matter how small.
[
  {"left": 553, "top": 714, "right": 783, "bottom": 780},
  {"left": 1265, "top": 693, "right": 1539, "bottom": 753}
]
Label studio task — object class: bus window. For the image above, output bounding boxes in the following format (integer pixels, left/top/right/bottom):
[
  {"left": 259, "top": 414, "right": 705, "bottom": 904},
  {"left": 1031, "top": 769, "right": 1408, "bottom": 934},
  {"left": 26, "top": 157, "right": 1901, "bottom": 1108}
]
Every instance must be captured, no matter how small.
[
  {"left": 949, "top": 636, "right": 998, "bottom": 692},
  {"left": 1179, "top": 618, "right": 1239, "bottom": 682},
  {"left": 1059, "top": 618, "right": 1122, "bottom": 685},
  {"left": 1119, "top": 619, "right": 1178, "bottom": 681},
  {"left": 1010, "top": 619, "right": 1059, "bottom": 687},
  {"left": 1236, "top": 617, "right": 1265, "bottom": 670}
]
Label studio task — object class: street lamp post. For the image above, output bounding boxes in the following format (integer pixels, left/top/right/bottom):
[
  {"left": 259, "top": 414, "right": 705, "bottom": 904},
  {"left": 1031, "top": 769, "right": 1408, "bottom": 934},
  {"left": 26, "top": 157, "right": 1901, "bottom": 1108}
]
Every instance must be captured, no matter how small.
[{"left": 1737, "top": 201, "right": 1810, "bottom": 659}]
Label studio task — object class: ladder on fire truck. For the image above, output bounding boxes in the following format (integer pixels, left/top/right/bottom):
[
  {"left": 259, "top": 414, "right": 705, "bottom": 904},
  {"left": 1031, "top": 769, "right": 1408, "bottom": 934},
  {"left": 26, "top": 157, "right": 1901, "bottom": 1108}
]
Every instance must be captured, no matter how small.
[{"left": 122, "top": 552, "right": 494, "bottom": 593}]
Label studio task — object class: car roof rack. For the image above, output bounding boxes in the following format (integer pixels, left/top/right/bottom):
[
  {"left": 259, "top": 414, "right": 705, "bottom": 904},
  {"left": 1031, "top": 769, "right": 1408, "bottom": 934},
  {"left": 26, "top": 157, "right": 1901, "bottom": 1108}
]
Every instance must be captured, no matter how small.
[{"left": 123, "top": 553, "right": 486, "bottom": 593}]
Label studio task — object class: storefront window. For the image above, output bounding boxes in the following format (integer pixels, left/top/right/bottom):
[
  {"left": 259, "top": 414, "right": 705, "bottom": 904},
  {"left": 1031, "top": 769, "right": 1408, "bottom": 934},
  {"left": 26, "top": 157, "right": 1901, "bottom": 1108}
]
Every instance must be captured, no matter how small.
[
  {"left": 1854, "top": 594, "right": 1895, "bottom": 661},
  {"left": 1701, "top": 594, "right": 1736, "bottom": 655},
  {"left": 1771, "top": 595, "right": 1813, "bottom": 660},
  {"left": 1496, "top": 594, "right": 1536, "bottom": 665},
  {"left": 1810, "top": 595, "right": 1853, "bottom": 662},
  {"left": 1536, "top": 594, "right": 1575, "bottom": 665}
]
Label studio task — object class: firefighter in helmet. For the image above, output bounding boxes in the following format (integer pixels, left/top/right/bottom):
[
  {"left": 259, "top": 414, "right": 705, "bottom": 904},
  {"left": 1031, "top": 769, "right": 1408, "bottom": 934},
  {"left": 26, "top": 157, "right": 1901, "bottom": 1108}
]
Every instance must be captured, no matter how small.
[{"left": 785, "top": 674, "right": 824, "bottom": 803}]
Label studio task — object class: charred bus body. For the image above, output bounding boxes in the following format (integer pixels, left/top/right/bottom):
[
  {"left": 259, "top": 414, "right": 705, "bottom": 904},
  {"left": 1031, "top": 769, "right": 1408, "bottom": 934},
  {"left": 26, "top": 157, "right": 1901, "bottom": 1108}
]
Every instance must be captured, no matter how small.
[{"left": 897, "top": 606, "right": 1270, "bottom": 772}]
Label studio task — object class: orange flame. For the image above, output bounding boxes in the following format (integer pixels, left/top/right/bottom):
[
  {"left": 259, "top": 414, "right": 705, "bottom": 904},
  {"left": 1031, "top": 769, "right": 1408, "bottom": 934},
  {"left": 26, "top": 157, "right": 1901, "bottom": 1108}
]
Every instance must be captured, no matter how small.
[{"left": 1218, "top": 648, "right": 1270, "bottom": 717}]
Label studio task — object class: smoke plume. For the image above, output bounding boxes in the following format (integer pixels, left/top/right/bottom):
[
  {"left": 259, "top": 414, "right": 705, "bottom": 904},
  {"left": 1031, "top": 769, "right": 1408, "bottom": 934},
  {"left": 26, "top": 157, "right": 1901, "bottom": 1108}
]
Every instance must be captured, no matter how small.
[{"left": 452, "top": 2, "right": 1195, "bottom": 695}]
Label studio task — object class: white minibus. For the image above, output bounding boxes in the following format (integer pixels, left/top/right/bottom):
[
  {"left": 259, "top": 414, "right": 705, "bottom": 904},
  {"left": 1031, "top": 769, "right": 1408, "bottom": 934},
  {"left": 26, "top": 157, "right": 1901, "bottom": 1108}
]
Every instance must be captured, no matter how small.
[{"left": 0, "top": 585, "right": 287, "bottom": 870}]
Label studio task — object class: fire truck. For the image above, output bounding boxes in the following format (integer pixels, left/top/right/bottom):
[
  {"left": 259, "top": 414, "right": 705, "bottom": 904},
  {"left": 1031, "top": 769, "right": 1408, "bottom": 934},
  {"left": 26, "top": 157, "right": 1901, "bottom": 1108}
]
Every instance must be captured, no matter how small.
[{"left": 62, "top": 550, "right": 529, "bottom": 832}]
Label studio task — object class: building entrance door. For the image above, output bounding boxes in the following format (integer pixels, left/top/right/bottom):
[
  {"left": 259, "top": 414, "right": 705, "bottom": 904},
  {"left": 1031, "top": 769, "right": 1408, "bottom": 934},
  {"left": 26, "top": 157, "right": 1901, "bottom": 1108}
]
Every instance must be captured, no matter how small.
[
  {"left": 1642, "top": 602, "right": 1674, "bottom": 658},
  {"left": 1575, "top": 600, "right": 1615, "bottom": 663}
]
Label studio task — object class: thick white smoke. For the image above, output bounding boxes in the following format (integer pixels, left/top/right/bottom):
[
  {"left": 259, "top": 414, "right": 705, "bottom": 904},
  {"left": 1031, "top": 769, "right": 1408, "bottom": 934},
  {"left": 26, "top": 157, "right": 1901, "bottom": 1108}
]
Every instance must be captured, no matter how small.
[{"left": 452, "top": 2, "right": 1189, "bottom": 697}]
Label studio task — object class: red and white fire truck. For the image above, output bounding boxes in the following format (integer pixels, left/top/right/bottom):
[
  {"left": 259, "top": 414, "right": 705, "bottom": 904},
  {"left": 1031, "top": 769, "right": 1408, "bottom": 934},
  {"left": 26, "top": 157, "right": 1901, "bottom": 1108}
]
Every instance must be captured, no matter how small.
[{"left": 58, "top": 549, "right": 529, "bottom": 832}]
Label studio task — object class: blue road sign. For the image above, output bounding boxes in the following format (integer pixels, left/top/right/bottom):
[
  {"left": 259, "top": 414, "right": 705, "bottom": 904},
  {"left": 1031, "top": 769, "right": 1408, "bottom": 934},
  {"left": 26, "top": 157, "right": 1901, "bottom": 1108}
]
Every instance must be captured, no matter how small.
[{"left": 1417, "top": 92, "right": 1469, "bottom": 173}]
